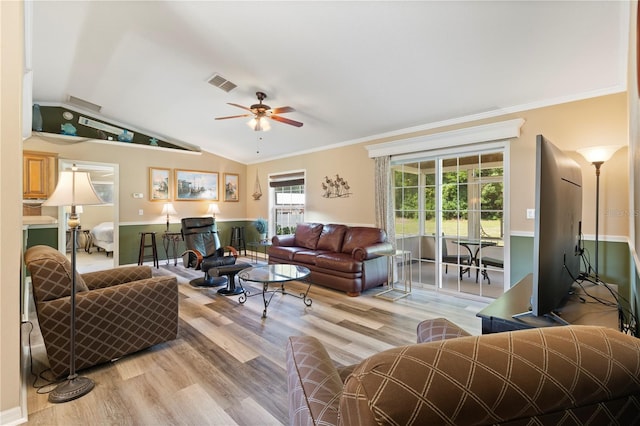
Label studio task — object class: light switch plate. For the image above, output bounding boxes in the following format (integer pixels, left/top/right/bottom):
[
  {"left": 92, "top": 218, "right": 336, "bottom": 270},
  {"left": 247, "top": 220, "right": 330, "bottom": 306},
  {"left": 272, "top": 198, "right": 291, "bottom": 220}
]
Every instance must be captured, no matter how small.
[{"left": 526, "top": 208, "right": 535, "bottom": 219}]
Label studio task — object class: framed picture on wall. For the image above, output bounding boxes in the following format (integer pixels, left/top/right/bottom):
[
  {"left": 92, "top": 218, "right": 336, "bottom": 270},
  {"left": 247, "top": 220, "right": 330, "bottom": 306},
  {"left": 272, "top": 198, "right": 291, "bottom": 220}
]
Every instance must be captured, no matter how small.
[
  {"left": 224, "top": 173, "right": 239, "bottom": 202},
  {"left": 175, "top": 169, "right": 219, "bottom": 201},
  {"left": 149, "top": 167, "right": 171, "bottom": 201},
  {"left": 92, "top": 182, "right": 114, "bottom": 204}
]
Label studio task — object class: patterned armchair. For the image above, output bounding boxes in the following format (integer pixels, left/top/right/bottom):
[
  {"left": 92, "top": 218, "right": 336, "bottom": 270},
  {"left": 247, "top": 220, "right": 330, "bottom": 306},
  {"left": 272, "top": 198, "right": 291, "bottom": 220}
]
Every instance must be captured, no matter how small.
[
  {"left": 25, "top": 245, "right": 178, "bottom": 378},
  {"left": 287, "top": 319, "right": 640, "bottom": 425}
]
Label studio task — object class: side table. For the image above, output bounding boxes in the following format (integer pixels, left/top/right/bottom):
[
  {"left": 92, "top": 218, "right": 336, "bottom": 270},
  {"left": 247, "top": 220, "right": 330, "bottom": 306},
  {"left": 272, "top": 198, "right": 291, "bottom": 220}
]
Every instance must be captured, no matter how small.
[
  {"left": 83, "top": 229, "right": 93, "bottom": 253},
  {"left": 247, "top": 240, "right": 272, "bottom": 264},
  {"left": 162, "top": 232, "right": 183, "bottom": 266},
  {"left": 375, "top": 250, "right": 412, "bottom": 301}
]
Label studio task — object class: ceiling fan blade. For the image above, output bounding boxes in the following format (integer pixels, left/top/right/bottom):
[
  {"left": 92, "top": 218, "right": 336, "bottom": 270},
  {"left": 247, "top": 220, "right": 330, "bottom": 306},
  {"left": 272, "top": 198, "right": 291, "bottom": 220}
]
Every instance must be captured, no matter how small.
[
  {"left": 271, "top": 115, "right": 304, "bottom": 127},
  {"left": 215, "top": 114, "right": 252, "bottom": 120},
  {"left": 270, "top": 106, "right": 295, "bottom": 114},
  {"left": 227, "top": 103, "right": 253, "bottom": 112}
]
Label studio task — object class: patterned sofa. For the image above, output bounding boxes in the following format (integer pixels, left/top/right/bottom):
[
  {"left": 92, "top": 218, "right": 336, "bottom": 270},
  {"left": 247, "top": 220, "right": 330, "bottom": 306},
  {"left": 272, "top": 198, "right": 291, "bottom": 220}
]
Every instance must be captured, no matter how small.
[
  {"left": 268, "top": 223, "right": 392, "bottom": 296},
  {"left": 25, "top": 245, "right": 179, "bottom": 378},
  {"left": 286, "top": 319, "right": 640, "bottom": 425}
]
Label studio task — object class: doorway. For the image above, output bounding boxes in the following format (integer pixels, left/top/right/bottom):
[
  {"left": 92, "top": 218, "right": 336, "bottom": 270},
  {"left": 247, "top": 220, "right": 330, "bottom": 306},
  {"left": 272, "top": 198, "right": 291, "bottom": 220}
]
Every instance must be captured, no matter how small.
[
  {"left": 393, "top": 148, "right": 508, "bottom": 299},
  {"left": 56, "top": 160, "right": 119, "bottom": 272}
]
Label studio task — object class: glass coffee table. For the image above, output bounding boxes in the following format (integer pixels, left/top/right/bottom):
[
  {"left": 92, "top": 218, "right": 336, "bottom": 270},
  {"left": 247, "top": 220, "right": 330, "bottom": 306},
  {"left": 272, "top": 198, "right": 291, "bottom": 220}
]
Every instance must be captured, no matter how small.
[{"left": 238, "top": 264, "right": 312, "bottom": 318}]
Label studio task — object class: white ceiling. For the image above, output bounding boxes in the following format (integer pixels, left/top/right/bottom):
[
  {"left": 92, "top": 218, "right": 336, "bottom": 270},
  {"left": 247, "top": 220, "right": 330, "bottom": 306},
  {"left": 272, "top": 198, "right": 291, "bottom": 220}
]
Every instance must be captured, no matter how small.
[{"left": 30, "top": 1, "right": 629, "bottom": 165}]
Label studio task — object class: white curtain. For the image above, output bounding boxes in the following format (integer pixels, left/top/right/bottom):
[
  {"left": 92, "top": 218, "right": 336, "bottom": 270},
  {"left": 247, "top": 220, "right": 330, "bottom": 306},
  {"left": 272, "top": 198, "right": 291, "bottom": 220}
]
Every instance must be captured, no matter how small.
[{"left": 374, "top": 156, "right": 395, "bottom": 248}]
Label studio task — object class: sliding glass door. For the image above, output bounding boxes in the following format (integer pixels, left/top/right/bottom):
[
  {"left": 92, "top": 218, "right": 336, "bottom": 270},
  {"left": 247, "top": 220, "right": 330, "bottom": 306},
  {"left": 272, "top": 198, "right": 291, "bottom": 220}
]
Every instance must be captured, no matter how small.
[{"left": 393, "top": 149, "right": 507, "bottom": 299}]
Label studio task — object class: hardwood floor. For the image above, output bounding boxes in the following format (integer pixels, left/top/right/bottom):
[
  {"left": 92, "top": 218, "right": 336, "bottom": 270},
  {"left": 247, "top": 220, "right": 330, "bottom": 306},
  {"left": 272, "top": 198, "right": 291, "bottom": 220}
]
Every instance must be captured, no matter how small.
[{"left": 22, "top": 256, "right": 489, "bottom": 425}]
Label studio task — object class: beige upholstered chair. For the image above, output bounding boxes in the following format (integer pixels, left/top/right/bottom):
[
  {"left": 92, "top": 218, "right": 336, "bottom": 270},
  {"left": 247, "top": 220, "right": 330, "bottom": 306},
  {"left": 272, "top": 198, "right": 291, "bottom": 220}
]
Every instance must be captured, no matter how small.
[{"left": 25, "top": 245, "right": 179, "bottom": 378}]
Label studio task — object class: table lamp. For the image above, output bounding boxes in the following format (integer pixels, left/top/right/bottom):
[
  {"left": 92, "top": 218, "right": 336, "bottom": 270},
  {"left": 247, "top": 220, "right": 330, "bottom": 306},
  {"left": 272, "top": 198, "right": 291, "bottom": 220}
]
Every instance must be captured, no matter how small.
[
  {"left": 207, "top": 203, "right": 220, "bottom": 219},
  {"left": 42, "top": 164, "right": 104, "bottom": 403},
  {"left": 161, "top": 203, "right": 177, "bottom": 231}
]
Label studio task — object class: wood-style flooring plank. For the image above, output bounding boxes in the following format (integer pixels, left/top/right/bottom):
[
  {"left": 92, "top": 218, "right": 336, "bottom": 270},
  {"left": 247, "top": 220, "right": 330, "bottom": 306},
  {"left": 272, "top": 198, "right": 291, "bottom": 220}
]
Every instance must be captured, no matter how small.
[{"left": 23, "top": 257, "right": 489, "bottom": 425}]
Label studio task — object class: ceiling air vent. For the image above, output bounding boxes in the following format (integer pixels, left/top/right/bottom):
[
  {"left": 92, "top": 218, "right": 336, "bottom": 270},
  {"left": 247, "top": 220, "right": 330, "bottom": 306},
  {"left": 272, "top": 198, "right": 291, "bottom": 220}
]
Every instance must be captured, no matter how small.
[
  {"left": 207, "top": 73, "right": 237, "bottom": 93},
  {"left": 67, "top": 95, "right": 102, "bottom": 113}
]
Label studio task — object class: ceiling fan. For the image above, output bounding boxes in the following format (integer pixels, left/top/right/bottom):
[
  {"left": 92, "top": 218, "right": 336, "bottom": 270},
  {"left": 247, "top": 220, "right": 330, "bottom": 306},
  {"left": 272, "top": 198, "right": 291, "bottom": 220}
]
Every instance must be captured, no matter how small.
[{"left": 215, "top": 91, "right": 303, "bottom": 131}]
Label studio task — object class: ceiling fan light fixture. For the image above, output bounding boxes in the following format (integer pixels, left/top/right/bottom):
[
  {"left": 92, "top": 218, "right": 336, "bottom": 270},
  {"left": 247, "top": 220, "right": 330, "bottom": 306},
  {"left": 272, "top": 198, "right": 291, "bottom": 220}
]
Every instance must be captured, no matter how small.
[
  {"left": 218, "top": 91, "right": 301, "bottom": 130},
  {"left": 247, "top": 116, "right": 270, "bottom": 132},
  {"left": 259, "top": 117, "right": 271, "bottom": 131}
]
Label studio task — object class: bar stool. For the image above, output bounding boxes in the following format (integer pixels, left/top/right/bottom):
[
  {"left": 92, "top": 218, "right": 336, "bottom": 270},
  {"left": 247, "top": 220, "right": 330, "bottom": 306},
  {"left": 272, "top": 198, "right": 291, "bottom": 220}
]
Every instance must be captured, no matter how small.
[
  {"left": 229, "top": 226, "right": 246, "bottom": 256},
  {"left": 138, "top": 232, "right": 159, "bottom": 268}
]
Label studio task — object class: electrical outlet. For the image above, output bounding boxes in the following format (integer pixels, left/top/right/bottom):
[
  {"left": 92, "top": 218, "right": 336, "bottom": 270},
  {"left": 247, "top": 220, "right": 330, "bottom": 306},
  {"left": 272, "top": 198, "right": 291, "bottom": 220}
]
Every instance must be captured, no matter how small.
[
  {"left": 138, "top": 209, "right": 144, "bottom": 216},
  {"left": 526, "top": 208, "right": 535, "bottom": 219},
  {"left": 132, "top": 193, "right": 143, "bottom": 199}
]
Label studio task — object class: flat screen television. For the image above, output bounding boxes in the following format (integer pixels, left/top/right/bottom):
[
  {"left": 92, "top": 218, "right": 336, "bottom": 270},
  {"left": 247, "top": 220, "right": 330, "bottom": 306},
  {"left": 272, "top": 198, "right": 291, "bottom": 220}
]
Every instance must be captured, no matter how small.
[{"left": 517, "top": 135, "right": 583, "bottom": 322}]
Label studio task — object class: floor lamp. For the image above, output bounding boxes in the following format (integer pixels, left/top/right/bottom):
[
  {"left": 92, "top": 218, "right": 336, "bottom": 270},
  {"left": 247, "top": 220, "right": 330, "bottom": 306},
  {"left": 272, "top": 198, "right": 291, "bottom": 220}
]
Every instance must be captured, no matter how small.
[
  {"left": 577, "top": 145, "right": 622, "bottom": 280},
  {"left": 43, "top": 165, "right": 104, "bottom": 403}
]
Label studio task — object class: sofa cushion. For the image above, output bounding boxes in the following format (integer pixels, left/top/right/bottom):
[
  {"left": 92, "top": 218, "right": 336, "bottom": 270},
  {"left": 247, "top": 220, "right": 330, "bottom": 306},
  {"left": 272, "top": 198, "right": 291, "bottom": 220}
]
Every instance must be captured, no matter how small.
[
  {"left": 316, "top": 224, "right": 347, "bottom": 253},
  {"left": 293, "top": 250, "right": 326, "bottom": 265},
  {"left": 268, "top": 245, "right": 305, "bottom": 261},
  {"left": 294, "top": 222, "right": 324, "bottom": 250},
  {"left": 316, "top": 252, "right": 363, "bottom": 273},
  {"left": 342, "top": 227, "right": 386, "bottom": 254}
]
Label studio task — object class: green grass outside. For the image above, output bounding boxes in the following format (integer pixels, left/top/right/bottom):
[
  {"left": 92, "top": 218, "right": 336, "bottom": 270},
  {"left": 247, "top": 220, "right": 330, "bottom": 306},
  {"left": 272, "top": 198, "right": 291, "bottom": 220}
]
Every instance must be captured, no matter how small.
[{"left": 396, "top": 218, "right": 503, "bottom": 240}]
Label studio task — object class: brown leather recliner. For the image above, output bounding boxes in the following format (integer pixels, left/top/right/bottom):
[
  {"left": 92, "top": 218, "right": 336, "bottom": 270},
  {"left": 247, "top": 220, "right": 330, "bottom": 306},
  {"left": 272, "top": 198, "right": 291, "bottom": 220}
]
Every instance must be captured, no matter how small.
[{"left": 24, "top": 245, "right": 179, "bottom": 378}]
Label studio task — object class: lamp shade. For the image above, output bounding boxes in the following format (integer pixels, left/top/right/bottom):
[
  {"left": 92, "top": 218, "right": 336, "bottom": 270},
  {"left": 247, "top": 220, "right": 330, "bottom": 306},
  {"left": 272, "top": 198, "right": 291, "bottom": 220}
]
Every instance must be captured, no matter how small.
[
  {"left": 161, "top": 203, "right": 177, "bottom": 216},
  {"left": 206, "top": 203, "right": 220, "bottom": 216},
  {"left": 43, "top": 169, "right": 104, "bottom": 207},
  {"left": 577, "top": 145, "right": 623, "bottom": 164}
]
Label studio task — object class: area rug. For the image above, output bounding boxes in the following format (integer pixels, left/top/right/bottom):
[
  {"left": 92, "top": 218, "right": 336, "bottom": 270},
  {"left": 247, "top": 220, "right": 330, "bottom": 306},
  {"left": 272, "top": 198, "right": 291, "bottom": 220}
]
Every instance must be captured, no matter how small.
[{"left": 155, "top": 257, "right": 264, "bottom": 285}]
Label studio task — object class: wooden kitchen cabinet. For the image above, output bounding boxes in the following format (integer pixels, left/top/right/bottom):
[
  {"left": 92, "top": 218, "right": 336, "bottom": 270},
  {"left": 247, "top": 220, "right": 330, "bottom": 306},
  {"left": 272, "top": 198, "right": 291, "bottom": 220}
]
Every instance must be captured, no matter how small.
[{"left": 23, "top": 151, "right": 57, "bottom": 199}]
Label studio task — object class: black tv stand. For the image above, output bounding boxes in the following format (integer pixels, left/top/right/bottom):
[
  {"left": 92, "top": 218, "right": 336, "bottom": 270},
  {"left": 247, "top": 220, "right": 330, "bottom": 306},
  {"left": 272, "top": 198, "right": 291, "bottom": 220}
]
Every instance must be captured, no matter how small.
[
  {"left": 512, "top": 309, "right": 570, "bottom": 326},
  {"left": 477, "top": 274, "right": 618, "bottom": 334}
]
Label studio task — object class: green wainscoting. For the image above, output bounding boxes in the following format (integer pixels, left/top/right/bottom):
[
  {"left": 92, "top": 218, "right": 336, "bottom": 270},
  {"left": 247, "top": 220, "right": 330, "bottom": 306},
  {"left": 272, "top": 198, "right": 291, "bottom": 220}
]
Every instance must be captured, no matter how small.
[
  {"left": 510, "top": 235, "right": 631, "bottom": 300},
  {"left": 118, "top": 220, "right": 258, "bottom": 265},
  {"left": 510, "top": 236, "right": 534, "bottom": 286},
  {"left": 119, "top": 224, "right": 176, "bottom": 266},
  {"left": 25, "top": 227, "right": 58, "bottom": 249}
]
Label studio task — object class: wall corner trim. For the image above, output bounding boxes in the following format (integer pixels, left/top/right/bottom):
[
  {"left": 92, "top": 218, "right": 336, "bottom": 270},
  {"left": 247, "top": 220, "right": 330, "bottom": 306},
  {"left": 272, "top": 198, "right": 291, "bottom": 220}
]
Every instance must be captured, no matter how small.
[{"left": 365, "top": 118, "right": 525, "bottom": 158}]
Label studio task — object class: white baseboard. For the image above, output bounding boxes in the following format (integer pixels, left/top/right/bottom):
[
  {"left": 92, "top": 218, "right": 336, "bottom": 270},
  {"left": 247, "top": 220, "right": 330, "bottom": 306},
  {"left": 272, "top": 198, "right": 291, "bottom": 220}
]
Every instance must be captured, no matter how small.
[{"left": 0, "top": 406, "right": 27, "bottom": 426}]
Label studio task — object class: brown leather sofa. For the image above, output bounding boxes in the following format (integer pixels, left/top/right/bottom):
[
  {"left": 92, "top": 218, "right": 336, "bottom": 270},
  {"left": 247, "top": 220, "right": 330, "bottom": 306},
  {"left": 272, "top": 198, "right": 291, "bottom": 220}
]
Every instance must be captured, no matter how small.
[
  {"left": 25, "top": 245, "right": 179, "bottom": 378},
  {"left": 287, "top": 319, "right": 640, "bottom": 425},
  {"left": 268, "top": 223, "right": 393, "bottom": 296}
]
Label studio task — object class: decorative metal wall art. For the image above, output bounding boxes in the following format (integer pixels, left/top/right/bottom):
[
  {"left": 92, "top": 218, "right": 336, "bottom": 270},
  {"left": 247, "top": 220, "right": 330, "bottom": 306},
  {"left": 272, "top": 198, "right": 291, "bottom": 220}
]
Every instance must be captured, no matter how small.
[
  {"left": 322, "top": 174, "right": 351, "bottom": 198},
  {"left": 252, "top": 170, "right": 263, "bottom": 200}
]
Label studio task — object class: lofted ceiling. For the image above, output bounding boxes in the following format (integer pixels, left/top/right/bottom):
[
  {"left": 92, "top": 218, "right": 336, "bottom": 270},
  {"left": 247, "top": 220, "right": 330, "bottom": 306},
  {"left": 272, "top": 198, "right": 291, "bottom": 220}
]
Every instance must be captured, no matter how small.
[{"left": 30, "top": 1, "right": 629, "bottom": 165}]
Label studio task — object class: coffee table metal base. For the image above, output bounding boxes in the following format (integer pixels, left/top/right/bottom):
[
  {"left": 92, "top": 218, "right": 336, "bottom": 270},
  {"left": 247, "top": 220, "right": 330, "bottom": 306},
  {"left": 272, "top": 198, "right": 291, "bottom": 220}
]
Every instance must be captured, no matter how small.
[
  {"left": 239, "top": 282, "right": 312, "bottom": 318},
  {"left": 238, "top": 264, "right": 312, "bottom": 318}
]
